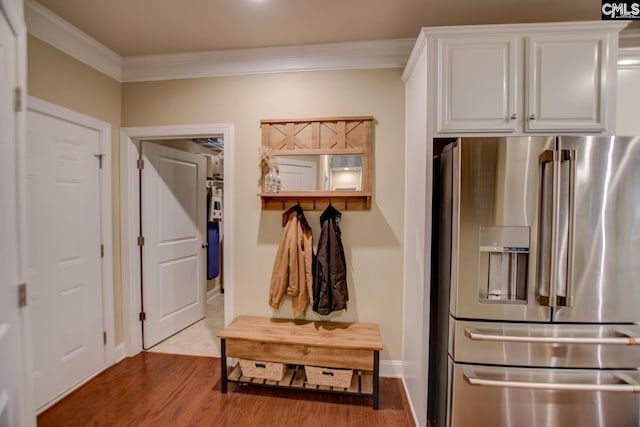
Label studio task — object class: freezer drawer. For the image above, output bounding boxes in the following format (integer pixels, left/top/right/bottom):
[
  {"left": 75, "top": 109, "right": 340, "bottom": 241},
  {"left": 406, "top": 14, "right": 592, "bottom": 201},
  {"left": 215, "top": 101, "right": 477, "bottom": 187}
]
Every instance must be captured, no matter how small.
[
  {"left": 450, "top": 319, "right": 640, "bottom": 368},
  {"left": 449, "top": 362, "right": 640, "bottom": 427}
]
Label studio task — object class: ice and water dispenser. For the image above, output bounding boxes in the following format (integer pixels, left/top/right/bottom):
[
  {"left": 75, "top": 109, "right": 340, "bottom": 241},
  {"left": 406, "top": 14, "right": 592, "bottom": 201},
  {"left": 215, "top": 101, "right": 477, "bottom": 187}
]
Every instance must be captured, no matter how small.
[{"left": 478, "top": 226, "right": 530, "bottom": 303}]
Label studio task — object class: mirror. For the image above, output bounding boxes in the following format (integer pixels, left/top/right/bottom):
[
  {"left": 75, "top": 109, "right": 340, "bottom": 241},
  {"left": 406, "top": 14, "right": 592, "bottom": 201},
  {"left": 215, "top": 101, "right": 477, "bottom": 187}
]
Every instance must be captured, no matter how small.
[
  {"left": 260, "top": 116, "right": 373, "bottom": 210},
  {"left": 275, "top": 155, "right": 363, "bottom": 191}
]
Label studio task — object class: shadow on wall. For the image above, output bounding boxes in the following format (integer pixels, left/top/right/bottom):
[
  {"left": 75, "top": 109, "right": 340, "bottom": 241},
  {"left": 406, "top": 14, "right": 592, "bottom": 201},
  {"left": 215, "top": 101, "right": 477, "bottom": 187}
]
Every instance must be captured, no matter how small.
[
  {"left": 257, "top": 204, "right": 399, "bottom": 247},
  {"left": 258, "top": 204, "right": 400, "bottom": 321}
]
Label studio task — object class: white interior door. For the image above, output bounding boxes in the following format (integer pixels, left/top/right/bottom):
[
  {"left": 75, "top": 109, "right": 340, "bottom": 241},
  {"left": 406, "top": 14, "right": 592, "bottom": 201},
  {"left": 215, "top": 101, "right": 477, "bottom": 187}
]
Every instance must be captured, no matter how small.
[
  {"left": 278, "top": 157, "right": 318, "bottom": 190},
  {"left": 0, "top": 2, "right": 29, "bottom": 425},
  {"left": 26, "top": 109, "right": 105, "bottom": 411},
  {"left": 141, "top": 142, "right": 206, "bottom": 349}
]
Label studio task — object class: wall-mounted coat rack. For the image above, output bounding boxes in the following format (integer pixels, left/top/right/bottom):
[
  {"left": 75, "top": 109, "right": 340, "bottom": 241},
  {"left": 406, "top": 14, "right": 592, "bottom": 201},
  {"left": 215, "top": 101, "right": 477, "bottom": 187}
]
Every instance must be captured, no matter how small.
[{"left": 259, "top": 116, "right": 374, "bottom": 211}]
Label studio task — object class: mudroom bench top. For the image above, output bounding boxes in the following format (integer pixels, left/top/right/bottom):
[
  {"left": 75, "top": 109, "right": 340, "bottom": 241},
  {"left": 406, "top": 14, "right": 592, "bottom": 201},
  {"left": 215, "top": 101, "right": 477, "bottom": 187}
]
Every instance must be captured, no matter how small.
[{"left": 217, "top": 315, "right": 383, "bottom": 351}]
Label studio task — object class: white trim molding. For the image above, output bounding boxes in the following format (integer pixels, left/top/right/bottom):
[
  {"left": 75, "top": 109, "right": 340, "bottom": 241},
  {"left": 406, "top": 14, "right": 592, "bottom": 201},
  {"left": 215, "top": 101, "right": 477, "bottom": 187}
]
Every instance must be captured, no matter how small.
[
  {"left": 24, "top": 0, "right": 412, "bottom": 82},
  {"left": 26, "top": 96, "right": 116, "bottom": 367},
  {"left": 620, "top": 28, "right": 640, "bottom": 48},
  {"left": 207, "top": 286, "right": 222, "bottom": 303},
  {"left": 21, "top": 4, "right": 640, "bottom": 83},
  {"left": 24, "top": 0, "right": 122, "bottom": 81},
  {"left": 380, "top": 359, "right": 404, "bottom": 379},
  {"left": 113, "top": 343, "right": 126, "bottom": 363},
  {"left": 27, "top": 2, "right": 637, "bottom": 84},
  {"left": 401, "top": 376, "right": 420, "bottom": 427},
  {"left": 120, "top": 124, "right": 234, "bottom": 357},
  {"left": 121, "top": 38, "right": 415, "bottom": 82},
  {"left": 619, "top": 47, "right": 640, "bottom": 70}
]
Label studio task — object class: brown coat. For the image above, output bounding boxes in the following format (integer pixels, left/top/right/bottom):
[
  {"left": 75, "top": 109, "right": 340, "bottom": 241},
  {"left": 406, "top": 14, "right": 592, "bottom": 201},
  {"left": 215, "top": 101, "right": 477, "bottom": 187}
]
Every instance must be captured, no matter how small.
[{"left": 268, "top": 205, "right": 313, "bottom": 317}]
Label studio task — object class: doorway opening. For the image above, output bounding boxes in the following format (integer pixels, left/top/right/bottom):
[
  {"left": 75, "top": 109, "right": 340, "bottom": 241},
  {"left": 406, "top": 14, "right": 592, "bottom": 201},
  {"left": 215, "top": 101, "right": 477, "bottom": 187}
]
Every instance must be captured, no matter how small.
[
  {"left": 120, "top": 124, "right": 234, "bottom": 358},
  {"left": 141, "top": 138, "right": 225, "bottom": 357}
]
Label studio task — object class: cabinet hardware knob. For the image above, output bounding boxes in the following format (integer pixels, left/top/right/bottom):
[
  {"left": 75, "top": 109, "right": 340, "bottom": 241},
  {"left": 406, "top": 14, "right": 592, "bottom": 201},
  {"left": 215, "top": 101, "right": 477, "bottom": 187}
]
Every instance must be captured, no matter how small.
[
  {"left": 529, "top": 114, "right": 537, "bottom": 120},
  {"left": 510, "top": 114, "right": 517, "bottom": 120},
  {"left": 202, "top": 242, "right": 208, "bottom": 248}
]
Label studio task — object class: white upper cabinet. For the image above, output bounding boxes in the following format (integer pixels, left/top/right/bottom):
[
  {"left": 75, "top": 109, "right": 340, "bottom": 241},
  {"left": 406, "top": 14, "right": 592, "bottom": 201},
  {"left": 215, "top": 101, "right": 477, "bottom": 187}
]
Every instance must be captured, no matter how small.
[
  {"left": 437, "top": 35, "right": 519, "bottom": 132},
  {"left": 525, "top": 33, "right": 608, "bottom": 132},
  {"left": 431, "top": 22, "right": 627, "bottom": 134}
]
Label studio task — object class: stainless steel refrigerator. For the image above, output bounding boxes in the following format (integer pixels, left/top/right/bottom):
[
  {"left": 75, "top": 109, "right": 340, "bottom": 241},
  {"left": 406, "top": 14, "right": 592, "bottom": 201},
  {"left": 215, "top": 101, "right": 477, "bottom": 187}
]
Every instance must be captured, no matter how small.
[{"left": 428, "top": 136, "right": 640, "bottom": 427}]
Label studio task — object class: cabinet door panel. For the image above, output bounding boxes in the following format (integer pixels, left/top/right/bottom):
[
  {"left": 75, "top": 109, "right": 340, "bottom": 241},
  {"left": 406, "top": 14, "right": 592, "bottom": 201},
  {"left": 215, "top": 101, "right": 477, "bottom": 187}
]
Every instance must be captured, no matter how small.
[
  {"left": 437, "top": 36, "right": 518, "bottom": 133},
  {"left": 526, "top": 33, "right": 608, "bottom": 132}
]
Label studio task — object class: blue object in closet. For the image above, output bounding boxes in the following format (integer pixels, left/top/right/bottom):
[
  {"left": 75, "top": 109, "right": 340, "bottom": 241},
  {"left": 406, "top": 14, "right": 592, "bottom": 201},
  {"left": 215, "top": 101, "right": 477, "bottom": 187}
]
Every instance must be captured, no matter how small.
[{"left": 207, "top": 221, "right": 220, "bottom": 280}]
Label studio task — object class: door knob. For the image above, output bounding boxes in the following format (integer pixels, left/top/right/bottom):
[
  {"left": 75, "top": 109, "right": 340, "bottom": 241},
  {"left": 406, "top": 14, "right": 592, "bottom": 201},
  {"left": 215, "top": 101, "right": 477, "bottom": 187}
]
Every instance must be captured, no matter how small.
[
  {"left": 529, "top": 114, "right": 537, "bottom": 121},
  {"left": 202, "top": 242, "right": 208, "bottom": 248}
]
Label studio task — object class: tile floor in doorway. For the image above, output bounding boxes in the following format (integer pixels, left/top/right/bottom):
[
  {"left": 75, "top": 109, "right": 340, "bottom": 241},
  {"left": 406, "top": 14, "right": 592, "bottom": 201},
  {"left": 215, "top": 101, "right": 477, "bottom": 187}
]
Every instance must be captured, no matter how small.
[{"left": 146, "top": 292, "right": 224, "bottom": 358}]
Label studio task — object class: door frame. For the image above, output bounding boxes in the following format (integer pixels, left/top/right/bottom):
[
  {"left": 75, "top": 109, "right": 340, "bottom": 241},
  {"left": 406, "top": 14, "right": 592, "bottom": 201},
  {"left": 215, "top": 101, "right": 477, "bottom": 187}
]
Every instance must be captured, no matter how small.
[
  {"left": 120, "top": 124, "right": 234, "bottom": 356},
  {"left": 3, "top": 0, "right": 33, "bottom": 424},
  {"left": 26, "top": 96, "right": 116, "bottom": 364}
]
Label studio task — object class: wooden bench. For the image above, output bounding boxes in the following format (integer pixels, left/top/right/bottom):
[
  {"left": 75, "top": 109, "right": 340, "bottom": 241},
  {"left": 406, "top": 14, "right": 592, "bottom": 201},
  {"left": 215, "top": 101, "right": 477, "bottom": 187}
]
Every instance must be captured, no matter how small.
[{"left": 217, "top": 315, "right": 384, "bottom": 408}]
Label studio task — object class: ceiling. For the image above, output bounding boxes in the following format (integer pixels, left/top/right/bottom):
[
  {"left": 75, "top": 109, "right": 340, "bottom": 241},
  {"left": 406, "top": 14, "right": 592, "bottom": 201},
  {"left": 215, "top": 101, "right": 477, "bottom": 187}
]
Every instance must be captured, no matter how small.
[{"left": 33, "top": 0, "right": 637, "bottom": 57}]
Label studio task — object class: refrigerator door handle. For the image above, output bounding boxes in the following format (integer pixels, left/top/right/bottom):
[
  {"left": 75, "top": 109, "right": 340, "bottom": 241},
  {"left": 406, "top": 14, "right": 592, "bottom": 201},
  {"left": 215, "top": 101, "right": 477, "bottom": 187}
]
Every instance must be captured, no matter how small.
[
  {"left": 557, "top": 149, "right": 577, "bottom": 307},
  {"left": 463, "top": 369, "right": 640, "bottom": 393},
  {"left": 538, "top": 149, "right": 560, "bottom": 307},
  {"left": 464, "top": 326, "right": 640, "bottom": 345}
]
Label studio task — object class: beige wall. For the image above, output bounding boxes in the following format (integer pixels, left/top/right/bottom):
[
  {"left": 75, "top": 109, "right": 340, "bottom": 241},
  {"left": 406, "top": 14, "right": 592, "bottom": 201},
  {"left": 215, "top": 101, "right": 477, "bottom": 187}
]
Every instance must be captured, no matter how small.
[
  {"left": 26, "top": 35, "right": 406, "bottom": 361},
  {"left": 27, "top": 36, "right": 124, "bottom": 343},
  {"left": 122, "top": 70, "right": 406, "bottom": 360}
]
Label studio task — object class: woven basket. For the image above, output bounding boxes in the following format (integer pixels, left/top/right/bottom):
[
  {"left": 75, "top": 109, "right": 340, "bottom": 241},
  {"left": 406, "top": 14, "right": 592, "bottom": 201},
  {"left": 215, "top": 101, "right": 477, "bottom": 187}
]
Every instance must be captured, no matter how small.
[
  {"left": 304, "top": 365, "right": 353, "bottom": 388},
  {"left": 239, "top": 359, "right": 286, "bottom": 381}
]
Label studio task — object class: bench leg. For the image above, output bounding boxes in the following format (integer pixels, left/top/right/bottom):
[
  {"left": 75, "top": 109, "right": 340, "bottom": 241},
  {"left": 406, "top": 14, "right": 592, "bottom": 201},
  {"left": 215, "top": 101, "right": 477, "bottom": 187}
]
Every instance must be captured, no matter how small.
[
  {"left": 220, "top": 338, "right": 227, "bottom": 393},
  {"left": 373, "top": 350, "right": 380, "bottom": 409}
]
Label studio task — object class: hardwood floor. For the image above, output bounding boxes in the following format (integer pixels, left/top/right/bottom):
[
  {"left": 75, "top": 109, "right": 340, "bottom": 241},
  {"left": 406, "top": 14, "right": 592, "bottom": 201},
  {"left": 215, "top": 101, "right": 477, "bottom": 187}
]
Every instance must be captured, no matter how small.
[{"left": 38, "top": 352, "right": 415, "bottom": 427}]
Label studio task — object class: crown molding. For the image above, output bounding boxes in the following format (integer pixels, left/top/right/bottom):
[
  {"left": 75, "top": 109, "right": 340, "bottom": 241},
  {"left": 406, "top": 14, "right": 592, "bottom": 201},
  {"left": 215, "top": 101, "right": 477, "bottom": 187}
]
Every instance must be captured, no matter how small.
[
  {"left": 25, "top": 0, "right": 122, "bottom": 81},
  {"left": 23, "top": 0, "right": 413, "bottom": 83},
  {"left": 620, "top": 28, "right": 640, "bottom": 48},
  {"left": 401, "top": 29, "right": 428, "bottom": 82},
  {"left": 121, "top": 38, "right": 415, "bottom": 82},
  {"left": 417, "top": 20, "right": 629, "bottom": 38},
  {"left": 23, "top": 5, "right": 636, "bottom": 83},
  {"left": 618, "top": 47, "right": 640, "bottom": 70}
]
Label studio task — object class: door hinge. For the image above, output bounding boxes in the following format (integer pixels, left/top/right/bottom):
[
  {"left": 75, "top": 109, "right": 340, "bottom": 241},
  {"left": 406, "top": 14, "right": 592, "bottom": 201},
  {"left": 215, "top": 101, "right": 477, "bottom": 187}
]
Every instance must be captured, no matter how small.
[
  {"left": 100, "top": 244, "right": 105, "bottom": 258},
  {"left": 94, "top": 154, "right": 105, "bottom": 169},
  {"left": 14, "top": 87, "right": 22, "bottom": 112},
  {"left": 137, "top": 159, "right": 144, "bottom": 170},
  {"left": 18, "top": 283, "right": 27, "bottom": 308},
  {"left": 137, "top": 236, "right": 145, "bottom": 246},
  {"left": 103, "top": 331, "right": 107, "bottom": 345},
  {"left": 139, "top": 311, "right": 146, "bottom": 321}
]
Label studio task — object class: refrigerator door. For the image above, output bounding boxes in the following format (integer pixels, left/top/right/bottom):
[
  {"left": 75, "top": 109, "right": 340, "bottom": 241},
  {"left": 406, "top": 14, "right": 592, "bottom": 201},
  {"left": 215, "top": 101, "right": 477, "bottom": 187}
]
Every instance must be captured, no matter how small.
[
  {"left": 449, "top": 137, "right": 555, "bottom": 321},
  {"left": 450, "top": 362, "right": 640, "bottom": 427},
  {"left": 553, "top": 136, "right": 640, "bottom": 322}
]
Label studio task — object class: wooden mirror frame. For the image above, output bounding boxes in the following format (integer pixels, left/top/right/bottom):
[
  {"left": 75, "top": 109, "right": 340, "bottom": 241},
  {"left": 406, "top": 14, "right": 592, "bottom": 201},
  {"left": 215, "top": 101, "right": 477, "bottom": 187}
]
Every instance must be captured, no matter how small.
[{"left": 260, "top": 116, "right": 373, "bottom": 210}]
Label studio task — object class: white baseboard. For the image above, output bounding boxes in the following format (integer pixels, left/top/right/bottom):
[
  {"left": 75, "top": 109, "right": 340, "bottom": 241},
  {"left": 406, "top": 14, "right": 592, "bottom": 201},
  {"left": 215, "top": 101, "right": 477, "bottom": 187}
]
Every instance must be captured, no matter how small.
[
  {"left": 380, "top": 359, "right": 404, "bottom": 378},
  {"left": 113, "top": 342, "right": 126, "bottom": 363},
  {"left": 401, "top": 376, "right": 420, "bottom": 427},
  {"left": 207, "top": 286, "right": 221, "bottom": 302}
]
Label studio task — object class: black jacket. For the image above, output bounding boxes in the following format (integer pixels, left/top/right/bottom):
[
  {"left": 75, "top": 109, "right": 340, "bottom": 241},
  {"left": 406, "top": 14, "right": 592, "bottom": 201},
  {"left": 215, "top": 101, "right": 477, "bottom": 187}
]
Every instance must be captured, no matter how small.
[{"left": 313, "top": 204, "right": 348, "bottom": 315}]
